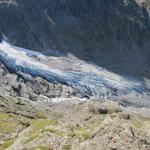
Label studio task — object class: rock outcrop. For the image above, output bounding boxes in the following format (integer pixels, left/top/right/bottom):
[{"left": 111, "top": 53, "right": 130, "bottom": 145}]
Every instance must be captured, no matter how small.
[{"left": 0, "top": 61, "right": 82, "bottom": 101}]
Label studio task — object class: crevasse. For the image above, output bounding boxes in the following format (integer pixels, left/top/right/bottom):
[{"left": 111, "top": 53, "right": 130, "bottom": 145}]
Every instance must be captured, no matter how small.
[{"left": 0, "top": 40, "right": 149, "bottom": 99}]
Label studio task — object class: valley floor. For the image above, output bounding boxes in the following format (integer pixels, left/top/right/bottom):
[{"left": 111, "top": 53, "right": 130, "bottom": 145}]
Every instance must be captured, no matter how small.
[{"left": 0, "top": 96, "right": 150, "bottom": 150}]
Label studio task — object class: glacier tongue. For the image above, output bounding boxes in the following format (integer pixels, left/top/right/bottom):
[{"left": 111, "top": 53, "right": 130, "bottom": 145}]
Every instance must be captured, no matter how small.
[{"left": 0, "top": 40, "right": 149, "bottom": 99}]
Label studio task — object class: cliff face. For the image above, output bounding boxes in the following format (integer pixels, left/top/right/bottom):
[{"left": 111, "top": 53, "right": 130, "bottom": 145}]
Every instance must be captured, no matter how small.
[{"left": 0, "top": 0, "right": 150, "bottom": 77}]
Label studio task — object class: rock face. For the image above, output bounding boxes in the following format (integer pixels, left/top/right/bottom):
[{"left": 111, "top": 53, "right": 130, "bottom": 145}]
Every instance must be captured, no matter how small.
[
  {"left": 0, "top": 61, "right": 82, "bottom": 101},
  {"left": 0, "top": 0, "right": 150, "bottom": 78}
]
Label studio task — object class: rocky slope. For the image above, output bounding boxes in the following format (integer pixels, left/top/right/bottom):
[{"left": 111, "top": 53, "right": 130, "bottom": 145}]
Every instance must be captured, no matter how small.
[
  {"left": 0, "top": 0, "right": 150, "bottom": 78},
  {"left": 0, "top": 97, "right": 150, "bottom": 150},
  {"left": 0, "top": 61, "right": 82, "bottom": 101}
]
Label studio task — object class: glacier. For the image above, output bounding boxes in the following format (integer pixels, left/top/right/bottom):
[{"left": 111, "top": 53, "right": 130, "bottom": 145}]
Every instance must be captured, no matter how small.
[{"left": 0, "top": 40, "right": 150, "bottom": 102}]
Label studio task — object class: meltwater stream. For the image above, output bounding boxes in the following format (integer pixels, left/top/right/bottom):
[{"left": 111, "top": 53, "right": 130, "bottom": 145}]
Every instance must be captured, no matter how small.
[{"left": 0, "top": 40, "right": 150, "bottom": 102}]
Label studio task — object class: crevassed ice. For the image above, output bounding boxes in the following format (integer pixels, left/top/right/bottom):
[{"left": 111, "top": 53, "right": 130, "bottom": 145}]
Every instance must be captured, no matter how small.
[{"left": 0, "top": 40, "right": 149, "bottom": 98}]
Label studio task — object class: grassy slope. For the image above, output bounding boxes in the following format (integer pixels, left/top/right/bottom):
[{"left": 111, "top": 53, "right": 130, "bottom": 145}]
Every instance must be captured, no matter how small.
[{"left": 0, "top": 96, "right": 150, "bottom": 150}]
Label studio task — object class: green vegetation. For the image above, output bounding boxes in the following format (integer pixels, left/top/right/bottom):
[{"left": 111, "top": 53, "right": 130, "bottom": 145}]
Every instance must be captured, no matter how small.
[
  {"left": 0, "top": 112, "right": 17, "bottom": 133},
  {"left": 0, "top": 112, "right": 11, "bottom": 119},
  {"left": 36, "top": 111, "right": 47, "bottom": 119},
  {"left": 31, "top": 119, "right": 58, "bottom": 129},
  {"left": 131, "top": 118, "right": 143, "bottom": 128},
  {"left": 26, "top": 119, "right": 58, "bottom": 143},
  {"left": 68, "top": 126, "right": 91, "bottom": 140},
  {"left": 0, "top": 139, "right": 15, "bottom": 150},
  {"left": 42, "top": 128, "right": 64, "bottom": 136},
  {"left": 62, "top": 144, "right": 72, "bottom": 150},
  {"left": 29, "top": 146, "right": 53, "bottom": 150}
]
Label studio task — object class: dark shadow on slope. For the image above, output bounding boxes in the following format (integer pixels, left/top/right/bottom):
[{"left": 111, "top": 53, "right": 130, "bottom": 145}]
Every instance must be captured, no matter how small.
[{"left": 0, "top": 0, "right": 150, "bottom": 86}]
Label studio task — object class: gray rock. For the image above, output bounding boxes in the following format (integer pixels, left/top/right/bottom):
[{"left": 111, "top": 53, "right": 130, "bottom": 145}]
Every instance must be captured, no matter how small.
[{"left": 0, "top": 61, "right": 82, "bottom": 100}]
